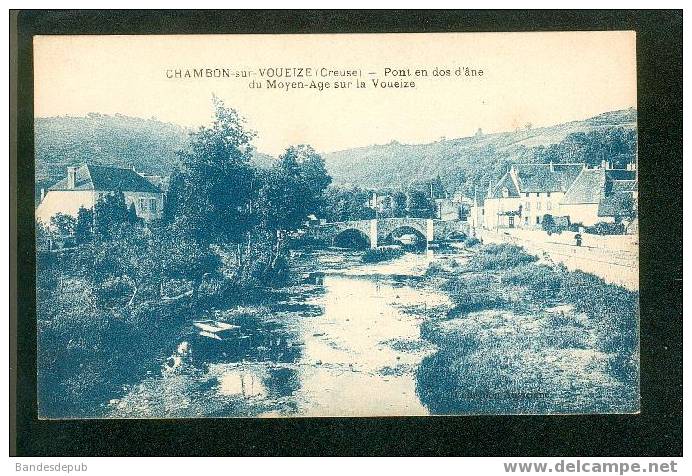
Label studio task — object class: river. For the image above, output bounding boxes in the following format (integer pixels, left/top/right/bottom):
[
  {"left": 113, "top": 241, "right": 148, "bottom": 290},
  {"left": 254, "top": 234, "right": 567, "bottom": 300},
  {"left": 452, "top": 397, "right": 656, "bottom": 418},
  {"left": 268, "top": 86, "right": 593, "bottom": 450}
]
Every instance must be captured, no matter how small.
[{"left": 109, "top": 249, "right": 455, "bottom": 418}]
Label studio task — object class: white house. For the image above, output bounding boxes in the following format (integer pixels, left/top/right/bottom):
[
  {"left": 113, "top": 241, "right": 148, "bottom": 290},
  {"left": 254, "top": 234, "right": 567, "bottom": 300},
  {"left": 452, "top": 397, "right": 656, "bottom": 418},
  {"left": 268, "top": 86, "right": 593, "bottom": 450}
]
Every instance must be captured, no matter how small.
[
  {"left": 36, "top": 164, "right": 165, "bottom": 226},
  {"left": 561, "top": 165, "right": 637, "bottom": 226},
  {"left": 481, "top": 161, "right": 636, "bottom": 230},
  {"left": 484, "top": 163, "right": 584, "bottom": 229}
]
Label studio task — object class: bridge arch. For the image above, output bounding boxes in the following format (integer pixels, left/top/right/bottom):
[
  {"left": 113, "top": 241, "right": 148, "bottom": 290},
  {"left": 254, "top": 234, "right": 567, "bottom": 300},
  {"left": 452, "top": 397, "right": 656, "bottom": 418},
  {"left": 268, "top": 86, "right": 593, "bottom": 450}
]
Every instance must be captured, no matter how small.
[
  {"left": 332, "top": 228, "right": 371, "bottom": 249},
  {"left": 382, "top": 225, "right": 428, "bottom": 248}
]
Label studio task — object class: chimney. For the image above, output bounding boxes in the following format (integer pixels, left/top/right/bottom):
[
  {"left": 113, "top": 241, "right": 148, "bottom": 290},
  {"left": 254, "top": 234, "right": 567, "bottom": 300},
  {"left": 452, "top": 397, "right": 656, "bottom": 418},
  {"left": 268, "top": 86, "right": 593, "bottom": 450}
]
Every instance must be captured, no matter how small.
[{"left": 67, "top": 166, "right": 78, "bottom": 189}]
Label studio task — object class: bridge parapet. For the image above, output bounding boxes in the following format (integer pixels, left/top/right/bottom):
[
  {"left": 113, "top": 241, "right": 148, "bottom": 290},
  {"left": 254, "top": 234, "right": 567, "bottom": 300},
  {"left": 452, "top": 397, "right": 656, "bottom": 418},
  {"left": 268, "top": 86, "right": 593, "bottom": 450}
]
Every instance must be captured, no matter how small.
[{"left": 310, "top": 217, "right": 470, "bottom": 248}]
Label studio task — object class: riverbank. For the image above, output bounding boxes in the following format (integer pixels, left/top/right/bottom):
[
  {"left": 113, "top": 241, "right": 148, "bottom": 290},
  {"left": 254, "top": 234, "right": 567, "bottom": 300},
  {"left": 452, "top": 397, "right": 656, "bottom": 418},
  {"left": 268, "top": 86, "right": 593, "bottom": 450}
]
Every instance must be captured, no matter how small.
[
  {"left": 108, "top": 249, "right": 450, "bottom": 418},
  {"left": 412, "top": 243, "right": 639, "bottom": 414}
]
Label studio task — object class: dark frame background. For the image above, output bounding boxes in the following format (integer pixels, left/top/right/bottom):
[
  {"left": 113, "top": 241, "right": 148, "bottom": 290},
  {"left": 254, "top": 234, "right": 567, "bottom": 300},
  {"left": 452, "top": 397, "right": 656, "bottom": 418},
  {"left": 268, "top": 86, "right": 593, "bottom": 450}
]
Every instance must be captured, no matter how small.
[{"left": 11, "top": 10, "right": 683, "bottom": 457}]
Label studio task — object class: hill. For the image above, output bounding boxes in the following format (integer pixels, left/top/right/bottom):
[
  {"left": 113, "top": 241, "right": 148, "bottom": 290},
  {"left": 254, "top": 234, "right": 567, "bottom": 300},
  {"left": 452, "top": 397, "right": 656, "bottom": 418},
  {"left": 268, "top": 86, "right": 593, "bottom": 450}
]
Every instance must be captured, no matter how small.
[
  {"left": 34, "top": 114, "right": 278, "bottom": 200},
  {"left": 35, "top": 109, "right": 637, "bottom": 204},
  {"left": 322, "top": 108, "right": 637, "bottom": 198}
]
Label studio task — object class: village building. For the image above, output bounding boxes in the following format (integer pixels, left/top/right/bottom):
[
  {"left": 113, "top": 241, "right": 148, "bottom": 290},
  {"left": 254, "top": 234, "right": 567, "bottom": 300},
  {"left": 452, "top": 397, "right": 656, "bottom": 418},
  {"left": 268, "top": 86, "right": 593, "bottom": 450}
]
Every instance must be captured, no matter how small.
[
  {"left": 480, "top": 161, "right": 637, "bottom": 231},
  {"left": 561, "top": 164, "right": 637, "bottom": 226},
  {"left": 483, "top": 163, "right": 584, "bottom": 229},
  {"left": 36, "top": 164, "right": 165, "bottom": 226}
]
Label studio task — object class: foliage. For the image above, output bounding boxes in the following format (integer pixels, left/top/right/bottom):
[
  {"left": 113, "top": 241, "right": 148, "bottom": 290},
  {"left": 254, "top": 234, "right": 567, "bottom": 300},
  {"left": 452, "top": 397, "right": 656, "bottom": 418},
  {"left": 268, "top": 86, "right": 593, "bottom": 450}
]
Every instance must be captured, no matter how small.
[
  {"left": 321, "top": 186, "right": 375, "bottom": 222},
  {"left": 406, "top": 189, "right": 435, "bottom": 218},
  {"left": 541, "top": 214, "right": 556, "bottom": 233},
  {"left": 503, "top": 262, "right": 564, "bottom": 300},
  {"left": 361, "top": 247, "right": 405, "bottom": 263},
  {"left": 50, "top": 213, "right": 76, "bottom": 236},
  {"left": 533, "top": 128, "right": 637, "bottom": 169},
  {"left": 169, "top": 95, "right": 258, "bottom": 244},
  {"left": 465, "top": 237, "right": 480, "bottom": 247},
  {"left": 74, "top": 207, "right": 93, "bottom": 244},
  {"left": 418, "top": 240, "right": 639, "bottom": 414},
  {"left": 585, "top": 221, "right": 626, "bottom": 235},
  {"left": 467, "top": 243, "right": 538, "bottom": 270},
  {"left": 93, "top": 192, "right": 131, "bottom": 238},
  {"left": 259, "top": 145, "right": 331, "bottom": 233}
]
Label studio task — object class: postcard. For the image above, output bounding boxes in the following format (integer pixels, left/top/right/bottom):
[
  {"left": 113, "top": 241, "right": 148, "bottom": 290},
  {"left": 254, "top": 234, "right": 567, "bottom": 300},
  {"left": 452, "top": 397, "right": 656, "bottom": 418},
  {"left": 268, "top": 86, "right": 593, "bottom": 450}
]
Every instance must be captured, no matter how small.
[{"left": 33, "top": 31, "right": 639, "bottom": 418}]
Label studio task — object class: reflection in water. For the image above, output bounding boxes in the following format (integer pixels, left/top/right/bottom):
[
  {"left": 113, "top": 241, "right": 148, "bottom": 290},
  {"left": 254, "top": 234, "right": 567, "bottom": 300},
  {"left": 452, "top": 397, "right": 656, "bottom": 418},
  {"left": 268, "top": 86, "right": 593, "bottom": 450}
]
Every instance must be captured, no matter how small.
[
  {"left": 110, "top": 250, "right": 456, "bottom": 417},
  {"left": 218, "top": 368, "right": 266, "bottom": 398}
]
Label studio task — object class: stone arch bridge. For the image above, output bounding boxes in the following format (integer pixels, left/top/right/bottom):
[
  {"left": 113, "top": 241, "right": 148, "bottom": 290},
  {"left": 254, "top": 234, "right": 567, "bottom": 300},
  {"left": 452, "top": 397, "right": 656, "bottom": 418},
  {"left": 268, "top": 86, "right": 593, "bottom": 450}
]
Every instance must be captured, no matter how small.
[{"left": 309, "top": 218, "right": 469, "bottom": 249}]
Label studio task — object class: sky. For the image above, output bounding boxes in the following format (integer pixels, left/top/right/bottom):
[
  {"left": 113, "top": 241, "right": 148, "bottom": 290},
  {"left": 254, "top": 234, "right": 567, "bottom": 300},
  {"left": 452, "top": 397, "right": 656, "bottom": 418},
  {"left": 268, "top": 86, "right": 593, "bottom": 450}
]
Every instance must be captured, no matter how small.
[{"left": 34, "top": 32, "right": 636, "bottom": 156}]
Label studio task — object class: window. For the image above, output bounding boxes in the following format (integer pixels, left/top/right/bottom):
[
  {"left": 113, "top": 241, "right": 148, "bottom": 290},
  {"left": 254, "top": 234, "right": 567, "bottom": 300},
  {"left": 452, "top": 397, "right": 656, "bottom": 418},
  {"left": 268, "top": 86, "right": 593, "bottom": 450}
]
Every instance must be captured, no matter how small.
[
  {"left": 536, "top": 202, "right": 541, "bottom": 211},
  {"left": 138, "top": 198, "right": 147, "bottom": 212},
  {"left": 536, "top": 216, "right": 540, "bottom": 224},
  {"left": 524, "top": 216, "right": 529, "bottom": 224},
  {"left": 149, "top": 198, "right": 157, "bottom": 214},
  {"left": 547, "top": 192, "right": 551, "bottom": 197},
  {"left": 525, "top": 202, "right": 531, "bottom": 211},
  {"left": 547, "top": 201, "right": 552, "bottom": 210},
  {"left": 525, "top": 192, "right": 529, "bottom": 197},
  {"left": 536, "top": 193, "right": 540, "bottom": 197}
]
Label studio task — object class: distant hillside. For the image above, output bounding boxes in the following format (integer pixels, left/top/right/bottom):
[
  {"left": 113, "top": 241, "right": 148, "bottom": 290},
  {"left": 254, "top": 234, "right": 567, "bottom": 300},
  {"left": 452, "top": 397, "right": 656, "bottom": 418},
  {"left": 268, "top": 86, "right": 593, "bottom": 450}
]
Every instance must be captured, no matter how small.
[
  {"left": 35, "top": 109, "right": 637, "bottom": 204},
  {"left": 35, "top": 114, "right": 277, "bottom": 199},
  {"left": 323, "top": 108, "right": 637, "bottom": 198}
]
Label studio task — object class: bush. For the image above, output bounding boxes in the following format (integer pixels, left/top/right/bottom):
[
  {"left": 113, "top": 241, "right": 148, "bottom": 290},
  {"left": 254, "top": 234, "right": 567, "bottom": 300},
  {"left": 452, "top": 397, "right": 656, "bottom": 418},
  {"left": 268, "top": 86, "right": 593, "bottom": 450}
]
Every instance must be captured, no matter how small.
[
  {"left": 362, "top": 247, "right": 405, "bottom": 263},
  {"left": 465, "top": 237, "right": 480, "bottom": 247},
  {"left": 468, "top": 244, "right": 537, "bottom": 270},
  {"left": 443, "top": 274, "right": 507, "bottom": 313},
  {"left": 585, "top": 221, "right": 625, "bottom": 235},
  {"left": 503, "top": 263, "right": 564, "bottom": 300}
]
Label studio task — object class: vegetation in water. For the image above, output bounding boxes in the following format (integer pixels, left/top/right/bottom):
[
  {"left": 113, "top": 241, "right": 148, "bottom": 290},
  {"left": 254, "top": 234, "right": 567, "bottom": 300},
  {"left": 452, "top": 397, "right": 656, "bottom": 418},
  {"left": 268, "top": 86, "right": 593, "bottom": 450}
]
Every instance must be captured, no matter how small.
[{"left": 361, "top": 247, "right": 406, "bottom": 263}]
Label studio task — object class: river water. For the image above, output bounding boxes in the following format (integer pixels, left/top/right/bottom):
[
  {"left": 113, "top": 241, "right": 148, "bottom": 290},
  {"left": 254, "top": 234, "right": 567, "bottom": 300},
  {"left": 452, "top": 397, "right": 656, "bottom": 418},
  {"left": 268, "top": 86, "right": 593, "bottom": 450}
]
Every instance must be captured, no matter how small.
[{"left": 110, "top": 250, "right": 454, "bottom": 418}]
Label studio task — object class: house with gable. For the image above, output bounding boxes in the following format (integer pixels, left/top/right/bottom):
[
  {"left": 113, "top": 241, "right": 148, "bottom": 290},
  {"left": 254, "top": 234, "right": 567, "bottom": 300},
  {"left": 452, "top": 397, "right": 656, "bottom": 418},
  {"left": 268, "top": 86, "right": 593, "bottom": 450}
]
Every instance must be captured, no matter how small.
[
  {"left": 483, "top": 162, "right": 583, "bottom": 229},
  {"left": 36, "top": 164, "right": 165, "bottom": 226},
  {"left": 482, "top": 161, "right": 637, "bottom": 230}
]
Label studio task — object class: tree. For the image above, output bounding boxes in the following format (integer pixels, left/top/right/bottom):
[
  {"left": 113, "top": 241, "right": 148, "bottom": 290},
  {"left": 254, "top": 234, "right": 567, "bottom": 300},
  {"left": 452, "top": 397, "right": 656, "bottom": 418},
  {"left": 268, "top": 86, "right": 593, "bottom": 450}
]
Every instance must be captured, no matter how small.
[
  {"left": 74, "top": 206, "right": 94, "bottom": 244},
  {"left": 50, "top": 213, "right": 76, "bottom": 237},
  {"left": 322, "top": 186, "right": 375, "bottom": 222},
  {"left": 257, "top": 145, "right": 332, "bottom": 273},
  {"left": 262, "top": 144, "right": 332, "bottom": 230},
  {"left": 36, "top": 220, "right": 51, "bottom": 251},
  {"left": 127, "top": 203, "right": 139, "bottom": 224},
  {"left": 391, "top": 191, "right": 408, "bottom": 217},
  {"left": 93, "top": 192, "right": 130, "bottom": 238},
  {"left": 172, "top": 95, "right": 259, "bottom": 245},
  {"left": 407, "top": 189, "right": 435, "bottom": 218},
  {"left": 542, "top": 214, "right": 556, "bottom": 234}
]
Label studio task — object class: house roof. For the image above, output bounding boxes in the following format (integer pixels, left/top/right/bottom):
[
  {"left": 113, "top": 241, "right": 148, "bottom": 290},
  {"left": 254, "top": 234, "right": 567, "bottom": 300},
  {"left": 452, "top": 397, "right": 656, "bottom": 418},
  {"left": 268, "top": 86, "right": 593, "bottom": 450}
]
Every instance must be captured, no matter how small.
[
  {"left": 598, "top": 191, "right": 635, "bottom": 217},
  {"left": 513, "top": 163, "right": 583, "bottom": 193},
  {"left": 49, "top": 164, "right": 162, "bottom": 193},
  {"left": 609, "top": 179, "right": 637, "bottom": 193},
  {"left": 488, "top": 171, "right": 520, "bottom": 198},
  {"left": 561, "top": 168, "right": 637, "bottom": 217},
  {"left": 561, "top": 168, "right": 605, "bottom": 205}
]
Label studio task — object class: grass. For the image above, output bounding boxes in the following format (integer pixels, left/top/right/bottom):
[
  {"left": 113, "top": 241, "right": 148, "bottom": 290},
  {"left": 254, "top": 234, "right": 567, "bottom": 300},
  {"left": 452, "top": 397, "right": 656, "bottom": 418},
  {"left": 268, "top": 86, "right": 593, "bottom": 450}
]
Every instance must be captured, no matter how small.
[{"left": 417, "top": 242, "right": 639, "bottom": 414}]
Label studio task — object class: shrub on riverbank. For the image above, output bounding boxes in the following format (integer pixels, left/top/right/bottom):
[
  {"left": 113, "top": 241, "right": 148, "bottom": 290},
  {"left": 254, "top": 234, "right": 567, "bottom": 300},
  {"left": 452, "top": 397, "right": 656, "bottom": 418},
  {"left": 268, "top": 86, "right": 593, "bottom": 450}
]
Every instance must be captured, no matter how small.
[
  {"left": 417, "top": 242, "right": 639, "bottom": 414},
  {"left": 467, "top": 243, "right": 538, "bottom": 271},
  {"left": 361, "top": 247, "right": 405, "bottom": 263}
]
